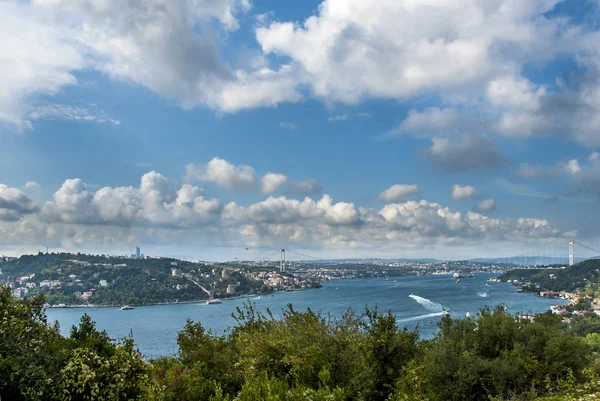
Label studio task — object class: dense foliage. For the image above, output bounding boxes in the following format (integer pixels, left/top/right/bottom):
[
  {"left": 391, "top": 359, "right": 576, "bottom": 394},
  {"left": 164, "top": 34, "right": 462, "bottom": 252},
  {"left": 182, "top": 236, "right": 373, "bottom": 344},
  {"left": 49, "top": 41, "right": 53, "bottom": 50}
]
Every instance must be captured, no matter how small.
[
  {"left": 498, "top": 259, "right": 600, "bottom": 293},
  {"left": 2, "top": 284, "right": 600, "bottom": 400},
  {"left": 0, "top": 252, "right": 266, "bottom": 305}
]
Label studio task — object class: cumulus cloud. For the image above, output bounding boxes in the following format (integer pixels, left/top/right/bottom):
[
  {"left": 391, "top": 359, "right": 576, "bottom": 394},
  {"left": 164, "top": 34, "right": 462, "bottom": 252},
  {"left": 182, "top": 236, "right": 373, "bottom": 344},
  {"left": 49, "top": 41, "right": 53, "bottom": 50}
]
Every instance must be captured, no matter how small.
[
  {"left": 0, "top": 0, "right": 298, "bottom": 127},
  {"left": 255, "top": 0, "right": 561, "bottom": 104},
  {"left": 23, "top": 181, "right": 40, "bottom": 190},
  {"left": 261, "top": 173, "right": 288, "bottom": 194},
  {"left": 389, "top": 108, "right": 461, "bottom": 138},
  {"left": 186, "top": 158, "right": 256, "bottom": 189},
  {"left": 0, "top": 184, "right": 39, "bottom": 221},
  {"left": 378, "top": 184, "right": 419, "bottom": 202},
  {"left": 41, "top": 171, "right": 221, "bottom": 227},
  {"left": 451, "top": 185, "right": 479, "bottom": 200},
  {"left": 4, "top": 0, "right": 600, "bottom": 153},
  {"left": 476, "top": 199, "right": 496, "bottom": 212},
  {"left": 427, "top": 135, "right": 507, "bottom": 173},
  {"left": 0, "top": 173, "right": 576, "bottom": 255}
]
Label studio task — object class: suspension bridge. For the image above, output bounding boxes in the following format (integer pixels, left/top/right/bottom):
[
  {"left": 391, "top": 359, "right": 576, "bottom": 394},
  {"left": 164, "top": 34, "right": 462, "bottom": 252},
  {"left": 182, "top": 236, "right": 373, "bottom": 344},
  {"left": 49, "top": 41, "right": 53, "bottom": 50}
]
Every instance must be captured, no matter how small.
[
  {"left": 229, "top": 248, "right": 324, "bottom": 272},
  {"left": 227, "top": 239, "right": 600, "bottom": 271},
  {"left": 500, "top": 240, "right": 600, "bottom": 267}
]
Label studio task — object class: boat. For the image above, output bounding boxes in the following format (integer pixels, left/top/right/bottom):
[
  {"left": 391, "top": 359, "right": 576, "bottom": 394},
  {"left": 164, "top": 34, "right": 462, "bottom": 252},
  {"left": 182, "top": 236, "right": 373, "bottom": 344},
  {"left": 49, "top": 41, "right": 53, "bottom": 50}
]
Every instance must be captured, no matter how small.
[
  {"left": 207, "top": 299, "right": 222, "bottom": 305},
  {"left": 270, "top": 294, "right": 275, "bottom": 297},
  {"left": 120, "top": 305, "right": 134, "bottom": 310},
  {"left": 453, "top": 272, "right": 475, "bottom": 279}
]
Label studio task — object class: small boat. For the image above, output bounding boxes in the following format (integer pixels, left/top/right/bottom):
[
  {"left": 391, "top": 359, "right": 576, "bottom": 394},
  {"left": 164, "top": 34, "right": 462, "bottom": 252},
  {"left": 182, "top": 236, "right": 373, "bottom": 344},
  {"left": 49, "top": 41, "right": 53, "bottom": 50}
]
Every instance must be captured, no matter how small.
[
  {"left": 120, "top": 305, "right": 134, "bottom": 310},
  {"left": 270, "top": 294, "right": 275, "bottom": 297},
  {"left": 207, "top": 299, "right": 222, "bottom": 305}
]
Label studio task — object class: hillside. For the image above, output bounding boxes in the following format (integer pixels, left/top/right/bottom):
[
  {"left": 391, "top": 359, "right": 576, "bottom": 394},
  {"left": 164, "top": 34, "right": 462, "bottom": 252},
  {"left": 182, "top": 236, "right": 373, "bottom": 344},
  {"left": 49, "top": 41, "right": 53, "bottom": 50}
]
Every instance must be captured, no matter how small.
[
  {"left": 497, "top": 259, "right": 600, "bottom": 293},
  {"left": 0, "top": 252, "right": 267, "bottom": 306}
]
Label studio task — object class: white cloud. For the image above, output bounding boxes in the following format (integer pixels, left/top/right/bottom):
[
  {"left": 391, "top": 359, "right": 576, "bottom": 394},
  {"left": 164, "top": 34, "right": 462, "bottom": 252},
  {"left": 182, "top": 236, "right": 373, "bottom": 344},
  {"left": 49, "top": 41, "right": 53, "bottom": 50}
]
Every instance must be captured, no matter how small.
[
  {"left": 476, "top": 199, "right": 496, "bottom": 212},
  {"left": 0, "top": 173, "right": 577, "bottom": 256},
  {"left": 261, "top": 173, "right": 288, "bottom": 194},
  {"left": 3, "top": 0, "right": 600, "bottom": 154},
  {"left": 0, "top": 184, "right": 39, "bottom": 221},
  {"left": 518, "top": 158, "right": 582, "bottom": 179},
  {"left": 23, "top": 181, "right": 40, "bottom": 190},
  {"left": 0, "top": 1, "right": 84, "bottom": 129},
  {"left": 255, "top": 0, "right": 562, "bottom": 105},
  {"left": 378, "top": 184, "right": 419, "bottom": 202},
  {"left": 0, "top": 0, "right": 265, "bottom": 127},
  {"left": 487, "top": 76, "right": 546, "bottom": 112},
  {"left": 451, "top": 185, "right": 478, "bottom": 200},
  {"left": 41, "top": 171, "right": 221, "bottom": 227},
  {"left": 391, "top": 108, "right": 461, "bottom": 137},
  {"left": 428, "top": 135, "right": 507, "bottom": 173},
  {"left": 186, "top": 158, "right": 256, "bottom": 189}
]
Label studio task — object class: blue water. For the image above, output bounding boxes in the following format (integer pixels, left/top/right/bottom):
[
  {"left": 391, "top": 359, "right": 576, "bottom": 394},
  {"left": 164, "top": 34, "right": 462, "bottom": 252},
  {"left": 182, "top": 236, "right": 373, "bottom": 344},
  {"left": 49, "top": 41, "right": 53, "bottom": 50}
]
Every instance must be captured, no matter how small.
[{"left": 46, "top": 274, "right": 564, "bottom": 358}]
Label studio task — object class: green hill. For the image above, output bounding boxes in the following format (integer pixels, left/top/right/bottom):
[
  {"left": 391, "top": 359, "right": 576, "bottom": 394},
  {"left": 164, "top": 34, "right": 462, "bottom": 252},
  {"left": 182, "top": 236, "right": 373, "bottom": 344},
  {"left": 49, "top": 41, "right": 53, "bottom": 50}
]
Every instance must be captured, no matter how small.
[
  {"left": 0, "top": 252, "right": 265, "bottom": 306},
  {"left": 497, "top": 259, "right": 600, "bottom": 293}
]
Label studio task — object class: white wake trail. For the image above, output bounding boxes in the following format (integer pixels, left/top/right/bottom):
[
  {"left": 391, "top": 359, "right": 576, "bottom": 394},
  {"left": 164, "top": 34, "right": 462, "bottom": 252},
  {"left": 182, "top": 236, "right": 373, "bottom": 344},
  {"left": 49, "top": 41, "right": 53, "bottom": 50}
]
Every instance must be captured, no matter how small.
[
  {"left": 397, "top": 311, "right": 445, "bottom": 323},
  {"left": 409, "top": 294, "right": 445, "bottom": 312}
]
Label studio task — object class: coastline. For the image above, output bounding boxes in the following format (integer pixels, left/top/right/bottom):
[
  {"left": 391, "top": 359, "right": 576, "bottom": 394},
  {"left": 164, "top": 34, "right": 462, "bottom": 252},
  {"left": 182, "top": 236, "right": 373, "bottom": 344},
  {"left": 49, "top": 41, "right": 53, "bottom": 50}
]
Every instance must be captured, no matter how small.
[{"left": 45, "top": 287, "right": 320, "bottom": 309}]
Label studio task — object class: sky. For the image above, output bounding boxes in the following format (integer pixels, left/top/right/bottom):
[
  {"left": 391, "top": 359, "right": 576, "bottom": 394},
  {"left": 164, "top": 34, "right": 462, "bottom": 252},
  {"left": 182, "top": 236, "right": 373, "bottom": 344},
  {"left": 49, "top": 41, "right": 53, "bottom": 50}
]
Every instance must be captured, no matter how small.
[{"left": 1, "top": 0, "right": 600, "bottom": 261}]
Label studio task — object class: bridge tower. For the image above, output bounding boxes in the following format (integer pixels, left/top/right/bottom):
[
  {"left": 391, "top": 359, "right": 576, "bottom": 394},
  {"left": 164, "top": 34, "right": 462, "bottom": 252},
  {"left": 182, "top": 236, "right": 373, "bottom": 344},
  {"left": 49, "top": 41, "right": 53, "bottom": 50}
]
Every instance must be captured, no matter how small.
[
  {"left": 280, "top": 249, "right": 286, "bottom": 272},
  {"left": 569, "top": 240, "right": 574, "bottom": 266}
]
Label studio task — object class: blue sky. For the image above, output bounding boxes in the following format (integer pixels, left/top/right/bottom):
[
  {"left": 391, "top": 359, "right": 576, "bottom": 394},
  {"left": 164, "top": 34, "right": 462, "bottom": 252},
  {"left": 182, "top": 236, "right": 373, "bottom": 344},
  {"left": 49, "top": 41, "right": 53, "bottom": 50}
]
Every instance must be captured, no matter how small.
[{"left": 0, "top": 0, "right": 599, "bottom": 261}]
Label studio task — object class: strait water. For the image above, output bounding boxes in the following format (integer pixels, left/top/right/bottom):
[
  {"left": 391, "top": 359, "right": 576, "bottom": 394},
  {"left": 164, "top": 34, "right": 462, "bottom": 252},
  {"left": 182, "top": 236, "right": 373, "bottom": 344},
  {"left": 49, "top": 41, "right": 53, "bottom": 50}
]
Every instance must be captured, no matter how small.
[{"left": 46, "top": 274, "right": 564, "bottom": 358}]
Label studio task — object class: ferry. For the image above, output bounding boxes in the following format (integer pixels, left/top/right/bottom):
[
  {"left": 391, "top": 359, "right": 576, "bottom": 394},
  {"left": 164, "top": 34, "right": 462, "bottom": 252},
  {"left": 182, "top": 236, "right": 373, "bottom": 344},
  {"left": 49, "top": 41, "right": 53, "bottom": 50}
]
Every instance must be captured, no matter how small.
[
  {"left": 453, "top": 272, "right": 475, "bottom": 279},
  {"left": 120, "top": 305, "right": 134, "bottom": 310},
  {"left": 207, "top": 299, "right": 222, "bottom": 305}
]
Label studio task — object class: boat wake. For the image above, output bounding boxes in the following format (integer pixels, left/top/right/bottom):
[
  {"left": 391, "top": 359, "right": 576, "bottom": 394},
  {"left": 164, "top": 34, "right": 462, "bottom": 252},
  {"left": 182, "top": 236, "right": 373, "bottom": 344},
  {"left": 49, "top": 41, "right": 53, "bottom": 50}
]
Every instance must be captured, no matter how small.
[
  {"left": 409, "top": 294, "right": 445, "bottom": 313},
  {"left": 477, "top": 292, "right": 488, "bottom": 298},
  {"left": 397, "top": 311, "right": 446, "bottom": 323}
]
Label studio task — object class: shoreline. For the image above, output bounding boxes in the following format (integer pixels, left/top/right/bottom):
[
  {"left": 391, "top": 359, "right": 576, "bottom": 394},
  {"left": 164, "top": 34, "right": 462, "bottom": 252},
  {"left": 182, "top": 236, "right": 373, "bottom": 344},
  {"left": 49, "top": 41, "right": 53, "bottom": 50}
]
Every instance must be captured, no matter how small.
[{"left": 45, "top": 287, "right": 319, "bottom": 309}]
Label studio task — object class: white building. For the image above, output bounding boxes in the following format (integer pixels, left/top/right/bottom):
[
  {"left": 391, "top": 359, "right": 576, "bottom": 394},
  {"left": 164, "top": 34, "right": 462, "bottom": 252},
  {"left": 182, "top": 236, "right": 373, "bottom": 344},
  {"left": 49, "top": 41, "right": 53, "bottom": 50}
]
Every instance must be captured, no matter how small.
[
  {"left": 226, "top": 284, "right": 236, "bottom": 295},
  {"left": 172, "top": 268, "right": 183, "bottom": 278},
  {"left": 99, "top": 280, "right": 108, "bottom": 287}
]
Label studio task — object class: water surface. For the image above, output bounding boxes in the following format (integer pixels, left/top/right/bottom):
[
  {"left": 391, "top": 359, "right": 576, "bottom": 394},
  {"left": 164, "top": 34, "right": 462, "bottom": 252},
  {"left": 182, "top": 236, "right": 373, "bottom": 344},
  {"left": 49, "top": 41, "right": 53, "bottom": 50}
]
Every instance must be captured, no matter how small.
[{"left": 47, "top": 274, "right": 563, "bottom": 358}]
